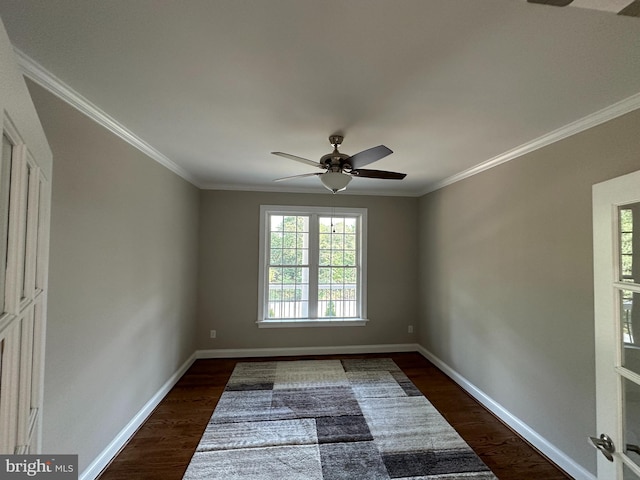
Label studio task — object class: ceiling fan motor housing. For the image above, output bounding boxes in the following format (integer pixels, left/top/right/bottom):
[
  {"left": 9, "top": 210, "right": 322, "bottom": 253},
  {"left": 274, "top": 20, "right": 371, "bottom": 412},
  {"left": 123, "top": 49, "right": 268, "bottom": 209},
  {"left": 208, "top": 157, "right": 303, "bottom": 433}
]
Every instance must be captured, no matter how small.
[
  {"left": 322, "top": 135, "right": 351, "bottom": 172},
  {"left": 320, "top": 152, "right": 351, "bottom": 171}
]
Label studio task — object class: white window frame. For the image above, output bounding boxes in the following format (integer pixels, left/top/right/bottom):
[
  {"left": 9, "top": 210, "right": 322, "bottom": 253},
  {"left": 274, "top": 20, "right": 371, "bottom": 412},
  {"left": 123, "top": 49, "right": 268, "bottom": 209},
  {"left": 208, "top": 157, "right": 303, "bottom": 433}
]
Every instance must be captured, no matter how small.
[{"left": 257, "top": 205, "right": 368, "bottom": 328}]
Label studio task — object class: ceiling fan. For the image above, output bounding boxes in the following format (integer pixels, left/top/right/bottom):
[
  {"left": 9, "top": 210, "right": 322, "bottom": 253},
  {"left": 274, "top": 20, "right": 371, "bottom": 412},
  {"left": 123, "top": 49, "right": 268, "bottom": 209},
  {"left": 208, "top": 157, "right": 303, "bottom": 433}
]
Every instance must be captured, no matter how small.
[{"left": 272, "top": 135, "right": 406, "bottom": 193}]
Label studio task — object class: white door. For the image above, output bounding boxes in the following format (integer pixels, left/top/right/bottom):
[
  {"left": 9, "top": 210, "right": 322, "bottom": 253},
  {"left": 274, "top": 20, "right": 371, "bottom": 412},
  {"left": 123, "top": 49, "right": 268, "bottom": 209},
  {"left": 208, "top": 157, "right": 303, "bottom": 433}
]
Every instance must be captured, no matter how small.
[
  {"left": 0, "top": 15, "right": 52, "bottom": 454},
  {"left": 593, "top": 170, "right": 640, "bottom": 479}
]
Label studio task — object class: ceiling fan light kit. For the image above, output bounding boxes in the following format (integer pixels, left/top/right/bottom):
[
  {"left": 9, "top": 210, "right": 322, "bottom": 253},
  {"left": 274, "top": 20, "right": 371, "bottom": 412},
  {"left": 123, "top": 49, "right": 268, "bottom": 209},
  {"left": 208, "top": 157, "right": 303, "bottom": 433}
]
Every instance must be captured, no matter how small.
[
  {"left": 320, "top": 171, "right": 352, "bottom": 193},
  {"left": 271, "top": 135, "right": 406, "bottom": 194}
]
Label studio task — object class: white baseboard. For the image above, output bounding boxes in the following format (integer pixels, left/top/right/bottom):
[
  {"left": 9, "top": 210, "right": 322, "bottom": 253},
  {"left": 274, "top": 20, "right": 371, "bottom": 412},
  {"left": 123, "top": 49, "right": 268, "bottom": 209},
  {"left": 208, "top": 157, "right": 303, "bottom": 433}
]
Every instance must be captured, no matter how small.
[
  {"left": 196, "top": 343, "right": 419, "bottom": 359},
  {"left": 79, "top": 343, "right": 594, "bottom": 480},
  {"left": 415, "top": 345, "right": 596, "bottom": 480},
  {"left": 79, "top": 343, "right": 416, "bottom": 479},
  {"left": 79, "top": 352, "right": 197, "bottom": 480}
]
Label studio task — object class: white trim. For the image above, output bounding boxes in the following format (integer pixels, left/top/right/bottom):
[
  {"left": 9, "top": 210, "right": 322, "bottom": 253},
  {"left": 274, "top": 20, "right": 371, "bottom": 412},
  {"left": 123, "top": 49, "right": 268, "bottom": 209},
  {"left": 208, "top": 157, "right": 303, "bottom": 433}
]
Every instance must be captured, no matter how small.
[
  {"left": 200, "top": 182, "right": 417, "bottom": 197},
  {"left": 415, "top": 344, "right": 595, "bottom": 480},
  {"left": 196, "top": 343, "right": 418, "bottom": 359},
  {"left": 79, "top": 352, "right": 197, "bottom": 480},
  {"left": 79, "top": 344, "right": 415, "bottom": 479},
  {"left": 258, "top": 205, "right": 368, "bottom": 324},
  {"left": 14, "top": 48, "right": 640, "bottom": 200},
  {"left": 77, "top": 342, "right": 593, "bottom": 479},
  {"left": 422, "top": 91, "right": 640, "bottom": 195},
  {"left": 257, "top": 318, "right": 369, "bottom": 328},
  {"left": 12, "top": 47, "right": 201, "bottom": 189}
]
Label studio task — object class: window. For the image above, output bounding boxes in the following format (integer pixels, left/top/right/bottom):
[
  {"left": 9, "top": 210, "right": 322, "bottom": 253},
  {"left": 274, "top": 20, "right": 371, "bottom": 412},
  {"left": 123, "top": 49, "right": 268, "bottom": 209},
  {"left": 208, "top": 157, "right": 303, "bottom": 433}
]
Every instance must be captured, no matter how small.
[{"left": 258, "top": 205, "right": 367, "bottom": 327}]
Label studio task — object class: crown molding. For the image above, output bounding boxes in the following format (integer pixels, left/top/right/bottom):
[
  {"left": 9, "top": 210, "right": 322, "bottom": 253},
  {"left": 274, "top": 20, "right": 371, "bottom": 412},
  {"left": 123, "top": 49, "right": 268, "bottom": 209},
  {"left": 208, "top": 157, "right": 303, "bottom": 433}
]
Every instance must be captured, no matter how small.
[
  {"left": 421, "top": 91, "right": 640, "bottom": 195},
  {"left": 13, "top": 47, "right": 202, "bottom": 188},
  {"left": 14, "top": 47, "right": 640, "bottom": 197},
  {"left": 199, "top": 182, "right": 422, "bottom": 197}
]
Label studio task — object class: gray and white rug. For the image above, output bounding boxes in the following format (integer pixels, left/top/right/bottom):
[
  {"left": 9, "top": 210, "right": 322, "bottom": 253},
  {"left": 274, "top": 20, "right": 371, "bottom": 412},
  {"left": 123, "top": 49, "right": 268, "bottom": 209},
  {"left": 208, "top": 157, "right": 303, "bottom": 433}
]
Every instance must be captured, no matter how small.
[{"left": 183, "top": 358, "right": 497, "bottom": 479}]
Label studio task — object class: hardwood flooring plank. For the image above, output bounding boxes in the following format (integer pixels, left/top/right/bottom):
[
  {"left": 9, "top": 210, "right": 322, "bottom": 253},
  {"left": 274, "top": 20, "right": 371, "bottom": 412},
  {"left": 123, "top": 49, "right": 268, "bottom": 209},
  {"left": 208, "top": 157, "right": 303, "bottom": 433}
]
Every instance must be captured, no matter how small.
[{"left": 97, "top": 352, "right": 572, "bottom": 480}]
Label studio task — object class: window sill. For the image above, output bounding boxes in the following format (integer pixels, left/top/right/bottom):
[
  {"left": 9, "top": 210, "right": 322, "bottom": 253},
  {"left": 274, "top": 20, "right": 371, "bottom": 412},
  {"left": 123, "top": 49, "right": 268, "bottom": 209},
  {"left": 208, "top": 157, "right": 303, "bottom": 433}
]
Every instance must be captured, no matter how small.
[{"left": 257, "top": 318, "right": 369, "bottom": 328}]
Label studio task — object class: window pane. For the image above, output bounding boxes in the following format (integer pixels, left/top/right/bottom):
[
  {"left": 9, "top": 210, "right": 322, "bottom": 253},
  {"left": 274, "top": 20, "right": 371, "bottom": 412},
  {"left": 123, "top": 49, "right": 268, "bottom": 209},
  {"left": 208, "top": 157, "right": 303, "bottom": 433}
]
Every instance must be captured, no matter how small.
[
  {"left": 269, "top": 284, "right": 282, "bottom": 301},
  {"left": 624, "top": 462, "right": 640, "bottom": 479},
  {"left": 283, "top": 267, "right": 298, "bottom": 283},
  {"left": 21, "top": 164, "right": 32, "bottom": 298},
  {"left": 624, "top": 378, "right": 640, "bottom": 470},
  {"left": 344, "top": 268, "right": 357, "bottom": 283},
  {"left": 317, "top": 215, "right": 359, "bottom": 319},
  {"left": 319, "top": 233, "right": 331, "bottom": 249},
  {"left": 331, "top": 251, "right": 344, "bottom": 265},
  {"left": 345, "top": 218, "right": 356, "bottom": 230},
  {"left": 332, "top": 234, "right": 343, "bottom": 250},
  {"left": 283, "top": 232, "right": 297, "bottom": 248},
  {"left": 282, "top": 249, "right": 297, "bottom": 265},
  {"left": 344, "top": 250, "right": 356, "bottom": 266},
  {"left": 332, "top": 267, "right": 344, "bottom": 284},
  {"left": 270, "top": 232, "right": 283, "bottom": 248},
  {"left": 271, "top": 215, "right": 283, "bottom": 231},
  {"left": 270, "top": 248, "right": 282, "bottom": 264},
  {"left": 35, "top": 179, "right": 45, "bottom": 291},
  {"left": 269, "top": 267, "right": 282, "bottom": 283},
  {"left": 319, "top": 250, "right": 330, "bottom": 266},
  {"left": 621, "top": 289, "right": 640, "bottom": 376},
  {"left": 620, "top": 206, "right": 640, "bottom": 283},
  {"left": 319, "top": 267, "right": 330, "bottom": 284},
  {"left": 266, "top": 212, "right": 311, "bottom": 319},
  {"left": 345, "top": 233, "right": 356, "bottom": 250},
  {"left": 283, "top": 216, "right": 297, "bottom": 232},
  {"left": 0, "top": 135, "right": 12, "bottom": 314},
  {"left": 296, "top": 232, "right": 308, "bottom": 249}
]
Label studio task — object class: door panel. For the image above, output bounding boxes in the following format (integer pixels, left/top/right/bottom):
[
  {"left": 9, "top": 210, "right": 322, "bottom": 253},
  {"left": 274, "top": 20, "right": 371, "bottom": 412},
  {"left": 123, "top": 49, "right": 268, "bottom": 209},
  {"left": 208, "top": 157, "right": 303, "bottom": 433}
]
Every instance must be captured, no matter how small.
[
  {"left": 0, "top": 15, "right": 52, "bottom": 454},
  {"left": 594, "top": 171, "right": 640, "bottom": 479}
]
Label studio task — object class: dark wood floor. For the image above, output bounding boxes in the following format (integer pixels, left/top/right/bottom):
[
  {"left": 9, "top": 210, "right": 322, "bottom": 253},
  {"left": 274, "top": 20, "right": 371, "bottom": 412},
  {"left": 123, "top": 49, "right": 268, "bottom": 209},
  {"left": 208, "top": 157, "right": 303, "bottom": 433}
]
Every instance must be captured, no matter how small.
[{"left": 97, "top": 352, "right": 572, "bottom": 479}]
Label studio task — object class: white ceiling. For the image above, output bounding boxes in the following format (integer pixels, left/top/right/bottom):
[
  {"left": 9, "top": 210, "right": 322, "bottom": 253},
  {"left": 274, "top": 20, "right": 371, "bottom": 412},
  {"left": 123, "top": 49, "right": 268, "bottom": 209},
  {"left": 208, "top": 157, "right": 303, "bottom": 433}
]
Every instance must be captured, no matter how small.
[{"left": 1, "top": 0, "right": 639, "bottom": 195}]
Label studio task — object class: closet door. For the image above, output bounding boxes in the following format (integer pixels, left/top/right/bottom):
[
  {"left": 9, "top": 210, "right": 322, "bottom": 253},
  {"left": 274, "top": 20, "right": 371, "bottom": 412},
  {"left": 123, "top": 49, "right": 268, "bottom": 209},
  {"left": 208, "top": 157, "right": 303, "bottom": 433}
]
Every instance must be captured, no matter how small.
[{"left": 0, "top": 15, "right": 52, "bottom": 454}]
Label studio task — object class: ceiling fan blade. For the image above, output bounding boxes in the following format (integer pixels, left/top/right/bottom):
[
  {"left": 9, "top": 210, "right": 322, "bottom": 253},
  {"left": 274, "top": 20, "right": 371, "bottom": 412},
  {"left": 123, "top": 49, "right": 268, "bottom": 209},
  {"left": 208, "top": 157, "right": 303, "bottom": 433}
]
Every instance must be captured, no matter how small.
[
  {"left": 348, "top": 145, "right": 393, "bottom": 169},
  {"left": 271, "top": 152, "right": 322, "bottom": 168},
  {"left": 352, "top": 169, "right": 406, "bottom": 180},
  {"left": 273, "top": 172, "right": 322, "bottom": 182}
]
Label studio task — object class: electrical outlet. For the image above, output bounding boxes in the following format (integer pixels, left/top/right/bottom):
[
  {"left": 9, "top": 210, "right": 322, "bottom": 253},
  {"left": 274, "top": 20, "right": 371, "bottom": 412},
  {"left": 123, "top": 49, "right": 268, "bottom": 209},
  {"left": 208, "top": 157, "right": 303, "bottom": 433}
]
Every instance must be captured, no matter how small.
[
  {"left": 210, "top": 330, "right": 217, "bottom": 339},
  {"left": 408, "top": 325, "right": 413, "bottom": 334}
]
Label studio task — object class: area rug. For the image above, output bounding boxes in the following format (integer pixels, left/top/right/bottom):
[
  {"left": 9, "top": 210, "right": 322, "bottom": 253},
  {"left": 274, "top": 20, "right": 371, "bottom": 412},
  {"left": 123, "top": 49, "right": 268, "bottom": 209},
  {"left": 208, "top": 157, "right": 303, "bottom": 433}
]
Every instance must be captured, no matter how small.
[{"left": 183, "top": 358, "right": 497, "bottom": 479}]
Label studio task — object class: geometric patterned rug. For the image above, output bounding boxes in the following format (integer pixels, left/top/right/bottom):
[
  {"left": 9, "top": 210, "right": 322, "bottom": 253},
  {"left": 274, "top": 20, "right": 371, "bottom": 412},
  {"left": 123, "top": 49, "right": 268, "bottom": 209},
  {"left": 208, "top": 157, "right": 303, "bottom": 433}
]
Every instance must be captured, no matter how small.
[
  {"left": 183, "top": 358, "right": 497, "bottom": 479},
  {"left": 527, "top": 0, "right": 640, "bottom": 19}
]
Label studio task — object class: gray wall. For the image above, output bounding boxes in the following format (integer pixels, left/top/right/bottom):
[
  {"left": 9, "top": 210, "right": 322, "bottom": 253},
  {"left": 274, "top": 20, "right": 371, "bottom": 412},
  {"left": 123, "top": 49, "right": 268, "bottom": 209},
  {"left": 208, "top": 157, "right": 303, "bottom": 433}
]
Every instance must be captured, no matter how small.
[
  {"left": 27, "top": 81, "right": 200, "bottom": 471},
  {"left": 25, "top": 60, "right": 640, "bottom": 477},
  {"left": 418, "top": 107, "right": 640, "bottom": 474},
  {"left": 197, "top": 190, "right": 419, "bottom": 350}
]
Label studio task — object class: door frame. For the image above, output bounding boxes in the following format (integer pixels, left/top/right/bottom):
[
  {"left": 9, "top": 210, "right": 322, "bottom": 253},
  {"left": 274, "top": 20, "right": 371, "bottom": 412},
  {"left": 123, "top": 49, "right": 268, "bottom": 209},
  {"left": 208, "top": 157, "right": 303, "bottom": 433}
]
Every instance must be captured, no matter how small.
[{"left": 593, "top": 169, "right": 640, "bottom": 478}]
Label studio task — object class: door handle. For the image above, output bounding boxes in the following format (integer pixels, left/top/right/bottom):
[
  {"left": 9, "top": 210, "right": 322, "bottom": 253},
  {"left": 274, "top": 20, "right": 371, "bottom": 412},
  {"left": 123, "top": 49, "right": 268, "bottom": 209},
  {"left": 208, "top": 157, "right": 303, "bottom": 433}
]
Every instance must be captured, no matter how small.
[
  {"left": 589, "top": 434, "right": 615, "bottom": 462},
  {"left": 628, "top": 444, "right": 640, "bottom": 455}
]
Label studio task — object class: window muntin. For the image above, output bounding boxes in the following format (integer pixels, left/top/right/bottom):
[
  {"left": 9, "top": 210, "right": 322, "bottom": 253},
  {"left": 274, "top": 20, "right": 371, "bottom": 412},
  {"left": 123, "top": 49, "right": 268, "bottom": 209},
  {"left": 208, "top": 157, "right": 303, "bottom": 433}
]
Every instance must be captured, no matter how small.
[{"left": 259, "top": 206, "right": 367, "bottom": 325}]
